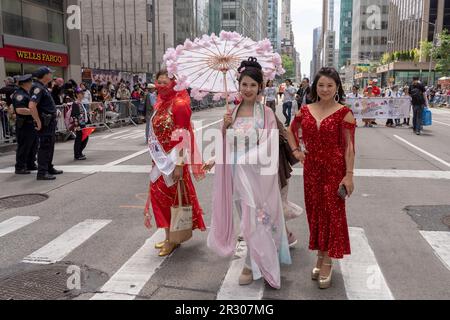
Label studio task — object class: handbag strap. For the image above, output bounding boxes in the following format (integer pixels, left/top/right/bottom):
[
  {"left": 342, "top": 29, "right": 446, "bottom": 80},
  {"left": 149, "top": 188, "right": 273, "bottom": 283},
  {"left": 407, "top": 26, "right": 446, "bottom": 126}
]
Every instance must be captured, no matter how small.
[{"left": 173, "top": 180, "right": 190, "bottom": 207}]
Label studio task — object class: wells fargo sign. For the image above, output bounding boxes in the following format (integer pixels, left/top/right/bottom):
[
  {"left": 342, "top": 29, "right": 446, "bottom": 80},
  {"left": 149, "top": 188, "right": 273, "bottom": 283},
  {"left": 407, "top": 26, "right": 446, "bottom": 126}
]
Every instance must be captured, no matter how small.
[{"left": 0, "top": 45, "right": 69, "bottom": 67}]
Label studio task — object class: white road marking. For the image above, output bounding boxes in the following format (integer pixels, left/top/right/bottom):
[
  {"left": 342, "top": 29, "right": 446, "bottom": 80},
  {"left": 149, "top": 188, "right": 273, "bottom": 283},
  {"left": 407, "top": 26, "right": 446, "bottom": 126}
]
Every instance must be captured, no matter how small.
[
  {"left": 393, "top": 135, "right": 450, "bottom": 169},
  {"left": 216, "top": 241, "right": 264, "bottom": 300},
  {"left": 339, "top": 227, "right": 394, "bottom": 300},
  {"left": 119, "top": 133, "right": 144, "bottom": 140},
  {"left": 91, "top": 229, "right": 166, "bottom": 300},
  {"left": 434, "top": 120, "right": 450, "bottom": 127},
  {"left": 100, "top": 119, "right": 223, "bottom": 168},
  {"left": 112, "top": 131, "right": 143, "bottom": 140},
  {"left": 103, "top": 150, "right": 149, "bottom": 167},
  {"left": 420, "top": 231, "right": 450, "bottom": 272},
  {"left": 430, "top": 108, "right": 450, "bottom": 115},
  {"left": 0, "top": 216, "right": 40, "bottom": 238},
  {"left": 292, "top": 168, "right": 450, "bottom": 180},
  {"left": 100, "top": 129, "right": 132, "bottom": 140},
  {"left": 22, "top": 219, "right": 111, "bottom": 265},
  {"left": 2, "top": 167, "right": 450, "bottom": 180}
]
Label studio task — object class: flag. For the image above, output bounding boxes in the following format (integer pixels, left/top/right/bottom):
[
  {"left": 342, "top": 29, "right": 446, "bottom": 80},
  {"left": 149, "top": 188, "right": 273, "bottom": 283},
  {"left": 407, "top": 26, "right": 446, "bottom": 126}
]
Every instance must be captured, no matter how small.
[{"left": 82, "top": 127, "right": 95, "bottom": 142}]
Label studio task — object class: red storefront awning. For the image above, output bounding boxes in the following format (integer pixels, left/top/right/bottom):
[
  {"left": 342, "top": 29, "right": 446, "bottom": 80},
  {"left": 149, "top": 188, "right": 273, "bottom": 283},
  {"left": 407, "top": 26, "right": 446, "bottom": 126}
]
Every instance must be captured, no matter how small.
[{"left": 0, "top": 45, "right": 69, "bottom": 67}]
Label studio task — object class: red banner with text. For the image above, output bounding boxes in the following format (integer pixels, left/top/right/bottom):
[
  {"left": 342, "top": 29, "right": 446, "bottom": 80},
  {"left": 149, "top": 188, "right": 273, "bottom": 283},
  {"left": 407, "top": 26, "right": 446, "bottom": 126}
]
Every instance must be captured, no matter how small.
[{"left": 0, "top": 45, "right": 69, "bottom": 67}]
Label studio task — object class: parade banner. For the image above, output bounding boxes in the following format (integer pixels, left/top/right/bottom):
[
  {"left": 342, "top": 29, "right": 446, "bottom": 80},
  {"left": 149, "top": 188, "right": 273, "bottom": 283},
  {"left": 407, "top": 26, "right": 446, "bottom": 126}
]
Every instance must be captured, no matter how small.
[{"left": 346, "top": 97, "right": 412, "bottom": 119}]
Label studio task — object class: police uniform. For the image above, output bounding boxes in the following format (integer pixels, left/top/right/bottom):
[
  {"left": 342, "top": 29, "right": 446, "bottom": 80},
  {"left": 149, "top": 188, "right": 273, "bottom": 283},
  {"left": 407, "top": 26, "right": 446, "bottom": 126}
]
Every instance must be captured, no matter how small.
[
  {"left": 13, "top": 75, "right": 37, "bottom": 174},
  {"left": 31, "top": 67, "right": 63, "bottom": 178}
]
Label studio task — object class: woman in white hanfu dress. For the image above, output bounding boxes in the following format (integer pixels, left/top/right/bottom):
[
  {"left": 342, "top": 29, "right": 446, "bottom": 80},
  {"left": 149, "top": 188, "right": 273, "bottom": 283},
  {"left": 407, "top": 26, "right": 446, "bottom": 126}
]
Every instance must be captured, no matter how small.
[{"left": 204, "top": 58, "right": 291, "bottom": 289}]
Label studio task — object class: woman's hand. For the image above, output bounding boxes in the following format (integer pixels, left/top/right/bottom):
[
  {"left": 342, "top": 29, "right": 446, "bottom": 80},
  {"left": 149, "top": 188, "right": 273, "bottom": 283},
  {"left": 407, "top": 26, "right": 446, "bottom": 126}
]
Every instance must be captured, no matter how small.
[
  {"left": 172, "top": 165, "right": 184, "bottom": 183},
  {"left": 144, "top": 213, "right": 152, "bottom": 229},
  {"left": 293, "top": 149, "right": 305, "bottom": 164},
  {"left": 202, "top": 159, "right": 216, "bottom": 172},
  {"left": 339, "top": 175, "right": 355, "bottom": 198},
  {"left": 223, "top": 111, "right": 233, "bottom": 129}
]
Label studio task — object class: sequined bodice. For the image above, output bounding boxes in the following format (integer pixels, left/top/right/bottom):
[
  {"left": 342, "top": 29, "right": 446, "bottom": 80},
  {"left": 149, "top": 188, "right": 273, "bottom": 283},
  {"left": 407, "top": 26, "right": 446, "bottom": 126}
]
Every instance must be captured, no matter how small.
[{"left": 152, "top": 108, "right": 175, "bottom": 152}]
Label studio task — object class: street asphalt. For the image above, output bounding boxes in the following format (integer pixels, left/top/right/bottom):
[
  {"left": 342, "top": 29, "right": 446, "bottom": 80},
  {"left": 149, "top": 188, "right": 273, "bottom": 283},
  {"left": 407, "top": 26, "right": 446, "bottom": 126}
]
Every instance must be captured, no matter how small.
[{"left": 0, "top": 103, "right": 449, "bottom": 300}]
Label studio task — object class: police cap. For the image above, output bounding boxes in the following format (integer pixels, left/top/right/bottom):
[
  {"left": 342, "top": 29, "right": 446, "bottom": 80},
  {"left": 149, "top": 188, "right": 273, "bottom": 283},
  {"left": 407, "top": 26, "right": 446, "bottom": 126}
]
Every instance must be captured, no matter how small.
[
  {"left": 17, "top": 74, "right": 33, "bottom": 84},
  {"left": 33, "top": 66, "right": 55, "bottom": 79}
]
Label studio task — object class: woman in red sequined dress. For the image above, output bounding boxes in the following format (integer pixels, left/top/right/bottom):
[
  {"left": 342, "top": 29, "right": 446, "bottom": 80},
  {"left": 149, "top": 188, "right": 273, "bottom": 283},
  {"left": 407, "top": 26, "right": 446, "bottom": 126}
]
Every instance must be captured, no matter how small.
[
  {"left": 287, "top": 67, "right": 356, "bottom": 289},
  {"left": 144, "top": 70, "right": 206, "bottom": 257}
]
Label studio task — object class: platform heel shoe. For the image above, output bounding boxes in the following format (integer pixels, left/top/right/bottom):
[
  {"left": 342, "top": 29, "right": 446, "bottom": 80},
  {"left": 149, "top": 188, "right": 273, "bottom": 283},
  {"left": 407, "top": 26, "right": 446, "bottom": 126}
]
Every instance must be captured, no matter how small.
[
  {"left": 318, "top": 262, "right": 333, "bottom": 289},
  {"left": 312, "top": 255, "right": 324, "bottom": 281},
  {"left": 154, "top": 240, "right": 168, "bottom": 249}
]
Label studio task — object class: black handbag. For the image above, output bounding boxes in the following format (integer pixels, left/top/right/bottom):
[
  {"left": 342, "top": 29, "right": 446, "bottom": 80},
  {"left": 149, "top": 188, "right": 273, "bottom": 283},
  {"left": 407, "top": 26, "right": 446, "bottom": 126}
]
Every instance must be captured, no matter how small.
[{"left": 280, "top": 135, "right": 299, "bottom": 166}]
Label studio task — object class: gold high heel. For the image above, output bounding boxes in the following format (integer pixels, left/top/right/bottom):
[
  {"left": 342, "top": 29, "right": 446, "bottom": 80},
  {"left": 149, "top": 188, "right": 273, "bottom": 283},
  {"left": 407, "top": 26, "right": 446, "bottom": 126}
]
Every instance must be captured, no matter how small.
[
  {"left": 158, "top": 243, "right": 180, "bottom": 257},
  {"left": 155, "top": 240, "right": 168, "bottom": 249},
  {"left": 312, "top": 255, "right": 324, "bottom": 281},
  {"left": 318, "top": 262, "right": 333, "bottom": 289}
]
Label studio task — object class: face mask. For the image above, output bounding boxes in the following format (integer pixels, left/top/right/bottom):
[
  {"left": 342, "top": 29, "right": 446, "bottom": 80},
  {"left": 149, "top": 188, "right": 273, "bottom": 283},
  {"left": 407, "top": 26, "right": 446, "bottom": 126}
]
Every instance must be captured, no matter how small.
[{"left": 155, "top": 80, "right": 177, "bottom": 100}]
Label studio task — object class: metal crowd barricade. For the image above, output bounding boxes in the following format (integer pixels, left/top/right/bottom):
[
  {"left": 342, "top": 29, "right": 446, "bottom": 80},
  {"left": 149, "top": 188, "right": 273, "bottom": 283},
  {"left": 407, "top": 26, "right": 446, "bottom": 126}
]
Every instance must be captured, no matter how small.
[
  {"left": 53, "top": 99, "right": 141, "bottom": 138},
  {"left": 0, "top": 104, "right": 16, "bottom": 145},
  {"left": 1, "top": 95, "right": 224, "bottom": 147}
]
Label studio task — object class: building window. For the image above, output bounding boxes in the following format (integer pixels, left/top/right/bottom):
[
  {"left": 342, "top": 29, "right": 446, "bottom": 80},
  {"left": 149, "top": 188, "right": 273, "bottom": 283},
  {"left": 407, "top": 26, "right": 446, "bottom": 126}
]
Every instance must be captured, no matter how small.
[{"left": 1, "top": 0, "right": 64, "bottom": 44}]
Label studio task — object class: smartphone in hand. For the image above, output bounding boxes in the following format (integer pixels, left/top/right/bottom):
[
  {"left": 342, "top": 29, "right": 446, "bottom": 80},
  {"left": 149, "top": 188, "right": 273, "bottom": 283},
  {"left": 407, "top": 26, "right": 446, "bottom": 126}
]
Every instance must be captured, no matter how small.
[{"left": 337, "top": 185, "right": 348, "bottom": 200}]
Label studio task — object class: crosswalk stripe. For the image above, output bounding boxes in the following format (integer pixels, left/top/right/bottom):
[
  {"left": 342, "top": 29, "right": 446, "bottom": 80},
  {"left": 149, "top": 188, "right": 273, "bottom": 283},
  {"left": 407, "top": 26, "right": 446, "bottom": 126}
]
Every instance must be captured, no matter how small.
[
  {"left": 22, "top": 219, "right": 111, "bottom": 265},
  {"left": 0, "top": 216, "right": 40, "bottom": 238},
  {"left": 419, "top": 231, "right": 450, "bottom": 271},
  {"left": 216, "top": 241, "right": 264, "bottom": 300},
  {"left": 112, "top": 131, "right": 143, "bottom": 140},
  {"left": 339, "top": 227, "right": 394, "bottom": 300},
  {"left": 100, "top": 129, "right": 132, "bottom": 140},
  {"left": 91, "top": 229, "right": 167, "bottom": 300},
  {"left": 119, "top": 133, "right": 144, "bottom": 140}
]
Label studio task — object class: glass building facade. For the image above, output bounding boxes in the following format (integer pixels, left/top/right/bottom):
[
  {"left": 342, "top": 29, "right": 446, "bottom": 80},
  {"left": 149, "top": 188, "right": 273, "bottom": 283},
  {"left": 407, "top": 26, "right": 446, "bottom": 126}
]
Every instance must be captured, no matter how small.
[
  {"left": 268, "top": 0, "right": 278, "bottom": 51},
  {"left": 1, "top": 0, "right": 65, "bottom": 44},
  {"left": 221, "top": 0, "right": 268, "bottom": 41},
  {"left": 339, "top": 0, "right": 353, "bottom": 68},
  {"left": 175, "top": 0, "right": 223, "bottom": 44},
  {"left": 0, "top": 0, "right": 80, "bottom": 81}
]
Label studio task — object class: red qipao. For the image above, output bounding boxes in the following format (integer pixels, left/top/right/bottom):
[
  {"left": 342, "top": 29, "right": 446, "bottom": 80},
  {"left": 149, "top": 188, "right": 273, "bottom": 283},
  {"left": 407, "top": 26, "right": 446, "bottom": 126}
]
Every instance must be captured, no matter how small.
[
  {"left": 144, "top": 81, "right": 206, "bottom": 231},
  {"left": 291, "top": 105, "right": 356, "bottom": 259}
]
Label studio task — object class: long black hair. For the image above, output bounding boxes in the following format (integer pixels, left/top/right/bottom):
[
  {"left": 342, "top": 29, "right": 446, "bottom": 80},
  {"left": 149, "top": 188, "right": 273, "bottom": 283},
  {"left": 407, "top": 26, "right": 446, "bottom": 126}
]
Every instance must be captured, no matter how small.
[
  {"left": 310, "top": 67, "right": 345, "bottom": 104},
  {"left": 237, "top": 57, "right": 264, "bottom": 94}
]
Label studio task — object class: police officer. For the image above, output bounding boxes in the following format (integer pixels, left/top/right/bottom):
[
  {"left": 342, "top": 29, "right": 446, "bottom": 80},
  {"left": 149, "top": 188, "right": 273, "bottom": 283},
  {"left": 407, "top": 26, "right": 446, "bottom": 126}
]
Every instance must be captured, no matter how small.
[
  {"left": 28, "top": 67, "right": 63, "bottom": 181},
  {"left": 13, "top": 74, "right": 38, "bottom": 175}
]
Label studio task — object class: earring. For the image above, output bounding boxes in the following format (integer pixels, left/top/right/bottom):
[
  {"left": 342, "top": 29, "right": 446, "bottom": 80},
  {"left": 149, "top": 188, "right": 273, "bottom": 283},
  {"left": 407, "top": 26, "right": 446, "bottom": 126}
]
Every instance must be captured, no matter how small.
[{"left": 334, "top": 92, "right": 340, "bottom": 103}]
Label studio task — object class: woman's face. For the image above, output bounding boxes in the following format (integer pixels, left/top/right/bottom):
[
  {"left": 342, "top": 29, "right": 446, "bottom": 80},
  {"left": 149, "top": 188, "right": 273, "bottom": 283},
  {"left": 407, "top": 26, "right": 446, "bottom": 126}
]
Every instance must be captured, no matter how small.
[
  {"left": 157, "top": 75, "right": 171, "bottom": 86},
  {"left": 316, "top": 76, "right": 338, "bottom": 102},
  {"left": 239, "top": 76, "right": 260, "bottom": 102},
  {"left": 267, "top": 81, "right": 273, "bottom": 87}
]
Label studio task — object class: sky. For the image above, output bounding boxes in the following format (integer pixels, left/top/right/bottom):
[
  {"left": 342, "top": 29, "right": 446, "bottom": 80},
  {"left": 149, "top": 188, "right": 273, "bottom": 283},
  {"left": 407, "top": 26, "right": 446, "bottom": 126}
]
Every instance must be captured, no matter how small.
[{"left": 290, "top": 0, "right": 340, "bottom": 78}]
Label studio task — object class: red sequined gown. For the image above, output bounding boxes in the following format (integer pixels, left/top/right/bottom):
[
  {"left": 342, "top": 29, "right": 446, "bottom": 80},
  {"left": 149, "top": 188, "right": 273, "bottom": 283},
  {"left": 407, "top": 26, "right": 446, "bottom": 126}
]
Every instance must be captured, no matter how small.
[
  {"left": 291, "top": 105, "right": 356, "bottom": 259},
  {"left": 148, "top": 90, "right": 206, "bottom": 231}
]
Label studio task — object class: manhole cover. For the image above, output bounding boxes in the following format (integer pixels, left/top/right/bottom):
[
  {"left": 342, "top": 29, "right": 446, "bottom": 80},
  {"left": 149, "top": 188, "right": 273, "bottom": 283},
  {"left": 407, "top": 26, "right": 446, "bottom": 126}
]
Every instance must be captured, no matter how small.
[
  {"left": 0, "top": 194, "right": 48, "bottom": 210},
  {"left": 0, "top": 265, "right": 76, "bottom": 300},
  {"left": 0, "top": 263, "right": 109, "bottom": 300},
  {"left": 442, "top": 215, "right": 450, "bottom": 227}
]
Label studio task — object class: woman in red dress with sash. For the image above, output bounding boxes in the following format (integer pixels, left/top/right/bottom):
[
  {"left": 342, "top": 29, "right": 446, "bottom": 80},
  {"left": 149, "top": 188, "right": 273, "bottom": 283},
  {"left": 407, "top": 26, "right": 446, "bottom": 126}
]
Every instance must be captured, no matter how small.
[
  {"left": 144, "top": 70, "right": 206, "bottom": 256},
  {"left": 287, "top": 67, "right": 356, "bottom": 289}
]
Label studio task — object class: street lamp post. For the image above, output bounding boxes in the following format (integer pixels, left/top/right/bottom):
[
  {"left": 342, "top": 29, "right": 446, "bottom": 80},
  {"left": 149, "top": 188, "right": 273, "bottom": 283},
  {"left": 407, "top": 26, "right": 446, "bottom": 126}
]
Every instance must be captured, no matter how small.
[{"left": 428, "top": 19, "right": 438, "bottom": 86}]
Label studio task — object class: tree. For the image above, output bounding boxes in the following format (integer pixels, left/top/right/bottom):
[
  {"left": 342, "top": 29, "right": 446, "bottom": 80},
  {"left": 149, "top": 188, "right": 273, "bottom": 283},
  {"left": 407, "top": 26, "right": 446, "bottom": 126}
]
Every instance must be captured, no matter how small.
[
  {"left": 432, "top": 29, "right": 450, "bottom": 74},
  {"left": 281, "top": 54, "right": 295, "bottom": 79},
  {"left": 420, "top": 40, "right": 433, "bottom": 61}
]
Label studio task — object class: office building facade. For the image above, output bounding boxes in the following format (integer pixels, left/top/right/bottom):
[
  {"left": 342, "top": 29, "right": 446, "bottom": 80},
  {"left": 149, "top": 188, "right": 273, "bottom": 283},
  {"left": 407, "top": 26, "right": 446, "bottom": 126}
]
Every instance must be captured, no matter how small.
[
  {"left": 339, "top": 0, "right": 353, "bottom": 68},
  {"left": 0, "top": 0, "right": 81, "bottom": 83},
  {"left": 221, "top": 0, "right": 268, "bottom": 41},
  {"left": 351, "top": 0, "right": 389, "bottom": 65}
]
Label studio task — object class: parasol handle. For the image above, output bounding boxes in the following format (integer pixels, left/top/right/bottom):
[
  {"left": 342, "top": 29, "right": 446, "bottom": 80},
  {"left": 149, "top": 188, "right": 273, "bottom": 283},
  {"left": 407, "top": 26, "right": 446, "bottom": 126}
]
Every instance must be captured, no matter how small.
[{"left": 222, "top": 71, "right": 230, "bottom": 113}]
